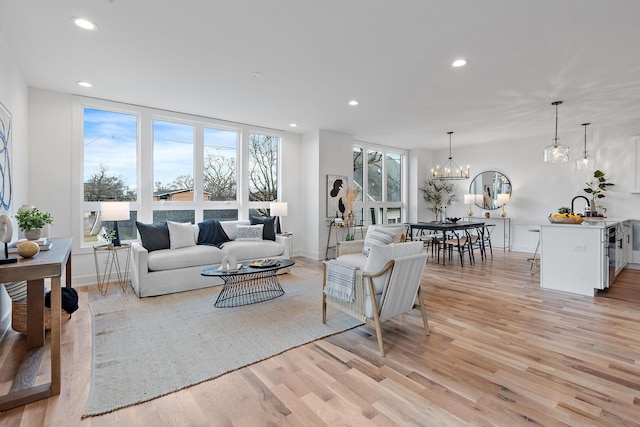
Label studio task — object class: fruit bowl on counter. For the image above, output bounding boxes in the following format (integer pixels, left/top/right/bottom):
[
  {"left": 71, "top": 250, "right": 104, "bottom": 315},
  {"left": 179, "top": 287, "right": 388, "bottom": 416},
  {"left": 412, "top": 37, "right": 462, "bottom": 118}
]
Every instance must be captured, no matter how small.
[{"left": 548, "top": 215, "right": 584, "bottom": 224}]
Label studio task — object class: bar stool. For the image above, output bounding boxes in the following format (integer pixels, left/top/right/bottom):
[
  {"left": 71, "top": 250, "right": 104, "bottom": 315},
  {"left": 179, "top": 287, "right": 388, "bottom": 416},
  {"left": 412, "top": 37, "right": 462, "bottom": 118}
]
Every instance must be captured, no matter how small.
[{"left": 528, "top": 228, "right": 540, "bottom": 274}]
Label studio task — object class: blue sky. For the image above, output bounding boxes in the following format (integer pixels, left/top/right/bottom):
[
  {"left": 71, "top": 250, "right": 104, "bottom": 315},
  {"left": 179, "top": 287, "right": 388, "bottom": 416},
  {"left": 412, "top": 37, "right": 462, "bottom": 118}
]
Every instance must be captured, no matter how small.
[{"left": 84, "top": 108, "right": 237, "bottom": 192}]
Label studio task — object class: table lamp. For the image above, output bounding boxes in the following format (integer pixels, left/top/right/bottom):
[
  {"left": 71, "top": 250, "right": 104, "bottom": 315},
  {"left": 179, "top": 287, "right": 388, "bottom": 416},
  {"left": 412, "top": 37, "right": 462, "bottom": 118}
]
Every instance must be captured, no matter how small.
[
  {"left": 100, "top": 202, "right": 130, "bottom": 246},
  {"left": 497, "top": 193, "right": 510, "bottom": 218},
  {"left": 463, "top": 194, "right": 476, "bottom": 217},
  {"left": 270, "top": 201, "right": 288, "bottom": 234}
]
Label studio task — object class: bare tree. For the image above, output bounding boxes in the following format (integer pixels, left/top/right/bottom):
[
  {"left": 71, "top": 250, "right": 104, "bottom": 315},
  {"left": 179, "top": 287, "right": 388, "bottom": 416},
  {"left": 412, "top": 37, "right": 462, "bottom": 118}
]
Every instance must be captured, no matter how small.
[
  {"left": 170, "top": 174, "right": 194, "bottom": 190},
  {"left": 204, "top": 150, "right": 236, "bottom": 200},
  {"left": 84, "top": 164, "right": 129, "bottom": 201},
  {"left": 248, "top": 134, "right": 278, "bottom": 202}
]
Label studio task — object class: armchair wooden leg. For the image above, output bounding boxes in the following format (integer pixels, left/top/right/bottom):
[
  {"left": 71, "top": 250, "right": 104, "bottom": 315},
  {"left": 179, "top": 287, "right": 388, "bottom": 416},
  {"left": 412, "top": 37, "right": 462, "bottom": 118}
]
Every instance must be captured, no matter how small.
[
  {"left": 322, "top": 264, "right": 328, "bottom": 324},
  {"left": 416, "top": 287, "right": 430, "bottom": 335},
  {"left": 373, "top": 318, "right": 385, "bottom": 357}
]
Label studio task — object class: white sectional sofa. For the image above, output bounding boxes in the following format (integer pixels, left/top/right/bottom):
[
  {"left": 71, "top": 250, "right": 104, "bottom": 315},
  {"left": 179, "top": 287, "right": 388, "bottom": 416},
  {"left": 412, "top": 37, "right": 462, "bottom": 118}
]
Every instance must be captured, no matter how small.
[{"left": 131, "top": 220, "right": 290, "bottom": 297}]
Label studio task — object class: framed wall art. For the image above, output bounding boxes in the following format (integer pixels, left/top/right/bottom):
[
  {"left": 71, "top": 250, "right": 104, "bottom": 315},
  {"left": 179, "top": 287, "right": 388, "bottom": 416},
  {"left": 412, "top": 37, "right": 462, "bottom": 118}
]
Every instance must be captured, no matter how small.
[
  {"left": 0, "top": 101, "right": 12, "bottom": 213},
  {"left": 327, "top": 175, "right": 347, "bottom": 219}
]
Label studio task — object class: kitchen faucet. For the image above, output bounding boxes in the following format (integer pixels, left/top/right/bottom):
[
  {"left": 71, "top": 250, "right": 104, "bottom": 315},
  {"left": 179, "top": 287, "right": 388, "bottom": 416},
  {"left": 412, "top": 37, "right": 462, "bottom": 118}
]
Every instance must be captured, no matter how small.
[{"left": 571, "top": 195, "right": 590, "bottom": 214}]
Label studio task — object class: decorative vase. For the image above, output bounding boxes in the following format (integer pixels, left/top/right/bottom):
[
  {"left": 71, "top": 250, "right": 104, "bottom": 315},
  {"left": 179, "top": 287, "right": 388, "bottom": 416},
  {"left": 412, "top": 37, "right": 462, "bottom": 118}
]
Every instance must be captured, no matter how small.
[
  {"left": 24, "top": 229, "right": 42, "bottom": 240},
  {"left": 589, "top": 199, "right": 597, "bottom": 215},
  {"left": 16, "top": 241, "right": 40, "bottom": 258},
  {"left": 348, "top": 211, "right": 355, "bottom": 225}
]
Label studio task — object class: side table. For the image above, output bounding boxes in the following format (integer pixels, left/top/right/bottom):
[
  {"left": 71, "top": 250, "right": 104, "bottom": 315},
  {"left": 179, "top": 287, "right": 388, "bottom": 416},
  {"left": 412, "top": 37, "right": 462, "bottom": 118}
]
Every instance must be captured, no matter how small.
[
  {"left": 277, "top": 231, "right": 293, "bottom": 254},
  {"left": 93, "top": 243, "right": 131, "bottom": 295}
]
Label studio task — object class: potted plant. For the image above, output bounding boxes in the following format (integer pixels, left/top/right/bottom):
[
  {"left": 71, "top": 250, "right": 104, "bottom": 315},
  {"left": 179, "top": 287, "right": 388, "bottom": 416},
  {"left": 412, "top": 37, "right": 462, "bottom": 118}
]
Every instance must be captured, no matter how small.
[
  {"left": 14, "top": 207, "right": 53, "bottom": 240},
  {"left": 583, "top": 170, "right": 614, "bottom": 214},
  {"left": 420, "top": 180, "right": 456, "bottom": 222},
  {"left": 101, "top": 229, "right": 117, "bottom": 247}
]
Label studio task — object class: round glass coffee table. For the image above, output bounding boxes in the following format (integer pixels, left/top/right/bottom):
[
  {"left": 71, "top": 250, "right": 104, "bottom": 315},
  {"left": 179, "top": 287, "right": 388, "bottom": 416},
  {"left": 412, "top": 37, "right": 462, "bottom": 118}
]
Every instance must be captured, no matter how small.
[{"left": 201, "top": 259, "right": 295, "bottom": 308}]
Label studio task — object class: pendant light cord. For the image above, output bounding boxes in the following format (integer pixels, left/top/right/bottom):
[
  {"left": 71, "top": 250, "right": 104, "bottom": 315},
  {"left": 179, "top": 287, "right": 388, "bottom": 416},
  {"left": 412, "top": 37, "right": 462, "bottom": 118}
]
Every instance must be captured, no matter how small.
[
  {"left": 582, "top": 122, "right": 590, "bottom": 158},
  {"left": 552, "top": 101, "right": 562, "bottom": 148}
]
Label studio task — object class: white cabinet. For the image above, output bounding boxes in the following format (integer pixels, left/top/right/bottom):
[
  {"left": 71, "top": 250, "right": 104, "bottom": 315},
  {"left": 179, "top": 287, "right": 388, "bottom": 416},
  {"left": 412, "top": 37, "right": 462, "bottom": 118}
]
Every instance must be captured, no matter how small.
[
  {"left": 540, "top": 224, "right": 607, "bottom": 296},
  {"left": 633, "top": 221, "right": 640, "bottom": 264},
  {"left": 615, "top": 222, "right": 626, "bottom": 276}
]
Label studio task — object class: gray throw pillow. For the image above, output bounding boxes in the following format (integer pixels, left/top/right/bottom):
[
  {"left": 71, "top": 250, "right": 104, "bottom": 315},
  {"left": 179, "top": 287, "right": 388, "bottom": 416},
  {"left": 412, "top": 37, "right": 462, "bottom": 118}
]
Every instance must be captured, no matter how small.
[{"left": 135, "top": 221, "right": 170, "bottom": 252}]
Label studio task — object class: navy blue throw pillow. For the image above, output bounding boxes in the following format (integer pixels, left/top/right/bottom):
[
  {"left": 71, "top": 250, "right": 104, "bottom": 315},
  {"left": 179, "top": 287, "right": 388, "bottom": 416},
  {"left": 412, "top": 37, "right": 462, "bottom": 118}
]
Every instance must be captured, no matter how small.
[
  {"left": 197, "top": 220, "right": 230, "bottom": 247},
  {"left": 135, "top": 221, "right": 170, "bottom": 252},
  {"left": 250, "top": 216, "right": 276, "bottom": 241}
]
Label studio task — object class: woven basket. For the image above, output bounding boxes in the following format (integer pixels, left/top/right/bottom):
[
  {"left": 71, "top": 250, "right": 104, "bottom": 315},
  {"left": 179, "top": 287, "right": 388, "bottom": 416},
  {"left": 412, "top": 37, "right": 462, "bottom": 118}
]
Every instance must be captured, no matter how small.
[{"left": 11, "top": 300, "right": 70, "bottom": 333}]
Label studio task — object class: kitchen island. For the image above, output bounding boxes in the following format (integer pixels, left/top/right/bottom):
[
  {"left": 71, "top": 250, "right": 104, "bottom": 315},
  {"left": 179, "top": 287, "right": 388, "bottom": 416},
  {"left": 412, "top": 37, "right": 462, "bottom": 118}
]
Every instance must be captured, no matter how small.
[{"left": 540, "top": 219, "right": 629, "bottom": 296}]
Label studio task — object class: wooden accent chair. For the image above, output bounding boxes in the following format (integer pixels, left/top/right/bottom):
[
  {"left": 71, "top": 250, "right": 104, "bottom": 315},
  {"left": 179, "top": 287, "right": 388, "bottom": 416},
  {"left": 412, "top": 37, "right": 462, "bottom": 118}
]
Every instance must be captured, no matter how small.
[{"left": 322, "top": 240, "right": 429, "bottom": 356}]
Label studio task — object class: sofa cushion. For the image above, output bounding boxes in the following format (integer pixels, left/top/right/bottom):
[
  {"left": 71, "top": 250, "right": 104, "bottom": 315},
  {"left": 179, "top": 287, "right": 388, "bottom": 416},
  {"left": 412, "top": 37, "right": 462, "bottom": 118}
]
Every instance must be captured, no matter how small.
[
  {"left": 148, "top": 245, "right": 225, "bottom": 271},
  {"left": 235, "top": 224, "right": 263, "bottom": 241},
  {"left": 136, "top": 221, "right": 170, "bottom": 252},
  {"left": 362, "top": 225, "right": 405, "bottom": 255},
  {"left": 168, "top": 221, "right": 196, "bottom": 249},
  {"left": 221, "top": 240, "right": 284, "bottom": 260},
  {"left": 250, "top": 216, "right": 277, "bottom": 241}
]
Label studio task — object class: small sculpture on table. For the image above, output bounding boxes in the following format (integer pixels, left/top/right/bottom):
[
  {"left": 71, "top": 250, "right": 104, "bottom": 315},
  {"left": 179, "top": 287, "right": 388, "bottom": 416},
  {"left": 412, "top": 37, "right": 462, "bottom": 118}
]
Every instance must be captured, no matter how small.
[{"left": 0, "top": 214, "right": 17, "bottom": 264}]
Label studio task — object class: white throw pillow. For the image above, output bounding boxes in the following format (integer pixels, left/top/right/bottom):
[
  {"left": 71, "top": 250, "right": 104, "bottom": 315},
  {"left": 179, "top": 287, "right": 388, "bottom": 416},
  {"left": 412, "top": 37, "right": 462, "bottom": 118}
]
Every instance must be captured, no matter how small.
[
  {"left": 167, "top": 221, "right": 196, "bottom": 249},
  {"left": 235, "top": 224, "right": 263, "bottom": 241},
  {"left": 362, "top": 225, "right": 405, "bottom": 255}
]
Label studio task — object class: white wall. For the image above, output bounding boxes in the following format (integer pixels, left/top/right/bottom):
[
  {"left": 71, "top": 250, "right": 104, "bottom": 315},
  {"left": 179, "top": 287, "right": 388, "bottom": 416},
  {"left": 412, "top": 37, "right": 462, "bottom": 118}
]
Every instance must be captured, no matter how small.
[{"left": 0, "top": 34, "right": 29, "bottom": 334}]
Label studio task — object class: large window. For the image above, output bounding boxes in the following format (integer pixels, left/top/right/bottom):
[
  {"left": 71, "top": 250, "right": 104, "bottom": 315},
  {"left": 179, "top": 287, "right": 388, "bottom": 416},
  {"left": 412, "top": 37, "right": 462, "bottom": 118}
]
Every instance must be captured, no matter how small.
[
  {"left": 248, "top": 133, "right": 278, "bottom": 202},
  {"left": 83, "top": 108, "right": 138, "bottom": 243},
  {"left": 153, "top": 120, "right": 195, "bottom": 201},
  {"left": 78, "top": 100, "right": 281, "bottom": 246},
  {"left": 83, "top": 108, "right": 137, "bottom": 201},
  {"left": 353, "top": 144, "right": 405, "bottom": 225},
  {"left": 204, "top": 127, "right": 238, "bottom": 201}
]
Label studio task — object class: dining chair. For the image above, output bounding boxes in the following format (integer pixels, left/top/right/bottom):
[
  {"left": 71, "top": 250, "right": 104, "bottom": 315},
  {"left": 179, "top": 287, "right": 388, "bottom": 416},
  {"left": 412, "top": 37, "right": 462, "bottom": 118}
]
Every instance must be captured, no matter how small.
[{"left": 442, "top": 227, "right": 475, "bottom": 266}]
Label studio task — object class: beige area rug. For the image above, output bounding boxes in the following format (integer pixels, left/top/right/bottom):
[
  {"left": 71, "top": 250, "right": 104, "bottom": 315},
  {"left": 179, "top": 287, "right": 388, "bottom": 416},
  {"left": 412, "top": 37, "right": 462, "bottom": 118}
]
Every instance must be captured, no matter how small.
[{"left": 84, "top": 269, "right": 361, "bottom": 417}]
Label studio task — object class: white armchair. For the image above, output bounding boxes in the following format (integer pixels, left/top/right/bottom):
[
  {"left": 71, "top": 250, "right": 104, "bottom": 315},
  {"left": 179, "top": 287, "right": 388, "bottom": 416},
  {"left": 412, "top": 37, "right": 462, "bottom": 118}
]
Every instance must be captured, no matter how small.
[{"left": 322, "top": 240, "right": 429, "bottom": 356}]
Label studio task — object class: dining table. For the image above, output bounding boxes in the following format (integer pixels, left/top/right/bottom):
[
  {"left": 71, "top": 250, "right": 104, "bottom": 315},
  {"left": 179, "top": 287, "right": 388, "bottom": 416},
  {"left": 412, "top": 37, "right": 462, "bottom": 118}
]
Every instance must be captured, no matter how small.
[{"left": 406, "top": 221, "right": 486, "bottom": 265}]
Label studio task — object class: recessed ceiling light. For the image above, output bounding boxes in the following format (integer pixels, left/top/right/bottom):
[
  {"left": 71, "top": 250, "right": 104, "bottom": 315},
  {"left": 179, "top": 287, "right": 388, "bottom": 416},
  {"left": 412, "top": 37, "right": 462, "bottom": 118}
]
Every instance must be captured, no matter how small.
[
  {"left": 77, "top": 81, "right": 93, "bottom": 88},
  {"left": 251, "top": 71, "right": 262, "bottom": 78},
  {"left": 348, "top": 100, "right": 359, "bottom": 106},
  {"left": 452, "top": 59, "right": 467, "bottom": 67},
  {"left": 72, "top": 17, "right": 97, "bottom": 31},
  {"left": 289, "top": 123, "right": 298, "bottom": 128}
]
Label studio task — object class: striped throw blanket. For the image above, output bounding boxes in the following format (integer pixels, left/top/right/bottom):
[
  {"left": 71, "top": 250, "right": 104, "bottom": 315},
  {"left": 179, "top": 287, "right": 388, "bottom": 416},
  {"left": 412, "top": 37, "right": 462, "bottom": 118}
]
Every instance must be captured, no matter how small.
[{"left": 324, "top": 260, "right": 359, "bottom": 302}]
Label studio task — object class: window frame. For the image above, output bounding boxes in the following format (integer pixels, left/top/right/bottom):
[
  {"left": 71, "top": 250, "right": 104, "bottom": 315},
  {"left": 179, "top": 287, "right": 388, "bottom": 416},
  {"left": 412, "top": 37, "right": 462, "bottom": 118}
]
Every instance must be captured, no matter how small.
[
  {"left": 73, "top": 96, "right": 283, "bottom": 252},
  {"left": 353, "top": 142, "right": 407, "bottom": 225}
]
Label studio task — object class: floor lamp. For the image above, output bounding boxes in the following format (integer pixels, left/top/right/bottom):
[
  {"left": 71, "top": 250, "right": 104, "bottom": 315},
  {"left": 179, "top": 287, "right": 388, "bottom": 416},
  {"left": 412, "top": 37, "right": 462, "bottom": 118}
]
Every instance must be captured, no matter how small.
[
  {"left": 100, "top": 202, "right": 130, "bottom": 246},
  {"left": 270, "top": 202, "right": 288, "bottom": 235}
]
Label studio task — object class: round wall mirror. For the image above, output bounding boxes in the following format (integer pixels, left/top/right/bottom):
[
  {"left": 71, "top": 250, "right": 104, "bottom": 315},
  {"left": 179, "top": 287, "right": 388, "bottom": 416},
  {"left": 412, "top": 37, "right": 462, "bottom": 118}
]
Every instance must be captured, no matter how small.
[{"left": 469, "top": 171, "right": 512, "bottom": 210}]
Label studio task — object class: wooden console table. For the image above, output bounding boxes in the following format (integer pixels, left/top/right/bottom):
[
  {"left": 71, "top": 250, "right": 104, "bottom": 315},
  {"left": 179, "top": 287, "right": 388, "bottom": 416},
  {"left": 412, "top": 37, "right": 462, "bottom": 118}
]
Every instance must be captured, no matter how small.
[{"left": 0, "top": 237, "right": 72, "bottom": 411}]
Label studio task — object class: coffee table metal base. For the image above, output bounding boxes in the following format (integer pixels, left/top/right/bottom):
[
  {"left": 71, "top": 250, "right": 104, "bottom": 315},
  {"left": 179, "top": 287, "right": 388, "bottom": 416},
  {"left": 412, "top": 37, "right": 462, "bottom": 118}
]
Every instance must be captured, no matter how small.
[{"left": 215, "top": 270, "right": 284, "bottom": 308}]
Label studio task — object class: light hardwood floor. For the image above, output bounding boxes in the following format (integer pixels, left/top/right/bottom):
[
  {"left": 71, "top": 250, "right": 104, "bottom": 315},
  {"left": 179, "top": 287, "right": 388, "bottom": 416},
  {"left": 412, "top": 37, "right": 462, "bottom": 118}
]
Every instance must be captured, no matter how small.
[{"left": 1, "top": 250, "right": 640, "bottom": 426}]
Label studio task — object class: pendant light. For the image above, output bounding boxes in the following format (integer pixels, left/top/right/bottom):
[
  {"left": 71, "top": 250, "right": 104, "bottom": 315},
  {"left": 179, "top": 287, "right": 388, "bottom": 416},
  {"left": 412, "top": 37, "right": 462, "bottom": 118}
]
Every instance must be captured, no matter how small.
[
  {"left": 431, "top": 131, "right": 470, "bottom": 180},
  {"left": 543, "top": 101, "right": 569, "bottom": 163},
  {"left": 575, "top": 122, "right": 595, "bottom": 170}
]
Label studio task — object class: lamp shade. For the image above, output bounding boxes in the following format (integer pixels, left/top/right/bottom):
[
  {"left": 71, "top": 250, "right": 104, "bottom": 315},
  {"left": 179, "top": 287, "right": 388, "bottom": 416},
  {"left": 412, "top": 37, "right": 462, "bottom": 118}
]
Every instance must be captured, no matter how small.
[
  {"left": 463, "top": 194, "right": 476, "bottom": 205},
  {"left": 270, "top": 202, "right": 288, "bottom": 217},
  {"left": 100, "top": 202, "right": 130, "bottom": 221}
]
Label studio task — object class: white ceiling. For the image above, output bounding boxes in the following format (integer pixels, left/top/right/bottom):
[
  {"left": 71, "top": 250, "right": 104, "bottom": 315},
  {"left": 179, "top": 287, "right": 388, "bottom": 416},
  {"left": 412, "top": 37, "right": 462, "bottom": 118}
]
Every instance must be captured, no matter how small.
[{"left": 1, "top": 0, "right": 640, "bottom": 150}]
